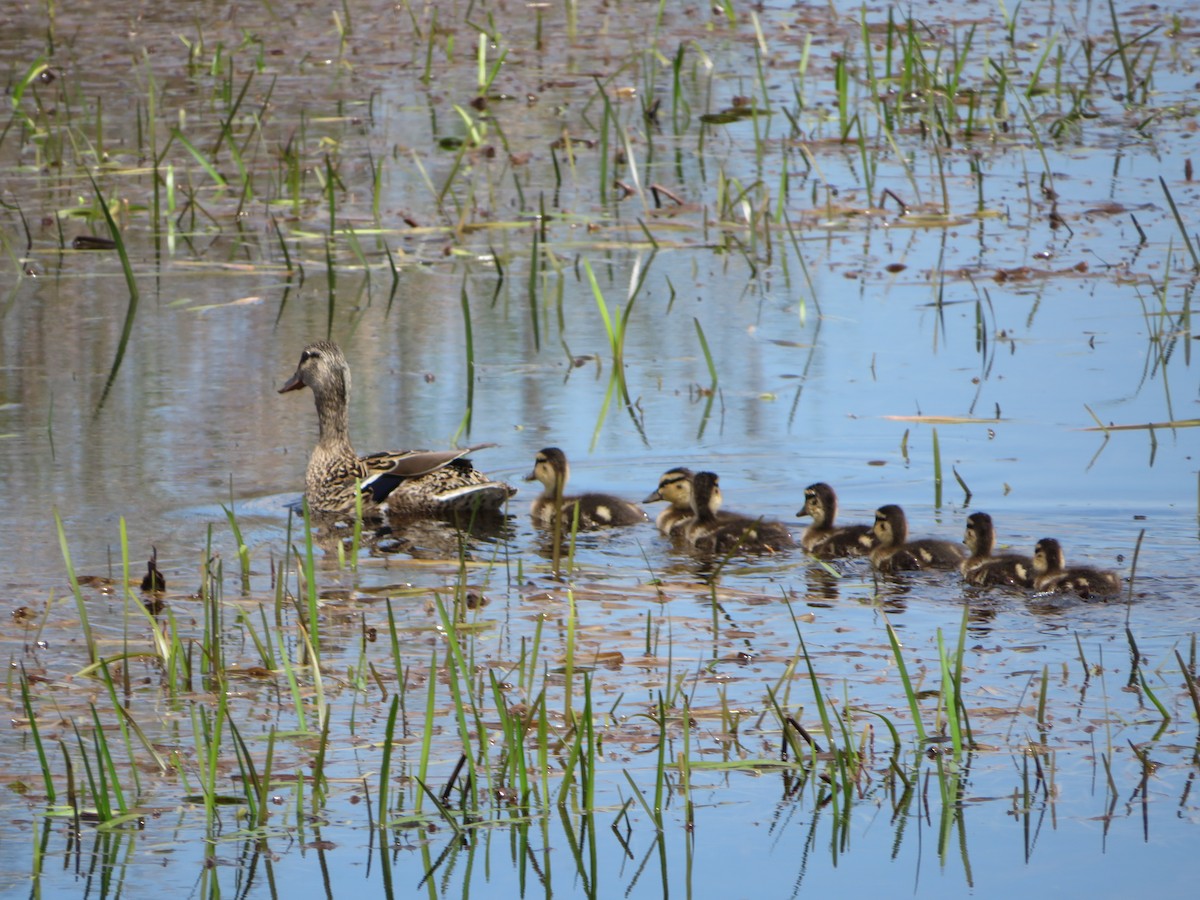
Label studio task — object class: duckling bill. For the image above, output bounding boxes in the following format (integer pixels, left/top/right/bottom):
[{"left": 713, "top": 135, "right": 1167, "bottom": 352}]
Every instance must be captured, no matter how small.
[{"left": 525, "top": 448, "right": 647, "bottom": 529}]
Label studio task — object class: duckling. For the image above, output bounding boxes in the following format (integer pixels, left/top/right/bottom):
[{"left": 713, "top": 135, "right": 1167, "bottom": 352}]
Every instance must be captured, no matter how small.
[
  {"left": 684, "top": 471, "right": 795, "bottom": 554},
  {"left": 1031, "top": 538, "right": 1122, "bottom": 599},
  {"left": 869, "top": 504, "right": 965, "bottom": 573},
  {"left": 796, "top": 482, "right": 876, "bottom": 559},
  {"left": 525, "top": 448, "right": 647, "bottom": 529},
  {"left": 960, "top": 512, "right": 1034, "bottom": 587},
  {"left": 642, "top": 467, "right": 744, "bottom": 537},
  {"left": 642, "top": 467, "right": 697, "bottom": 535}
]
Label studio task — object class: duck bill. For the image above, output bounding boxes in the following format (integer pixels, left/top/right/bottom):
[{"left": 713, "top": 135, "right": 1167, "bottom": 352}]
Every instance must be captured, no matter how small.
[
  {"left": 278, "top": 371, "right": 306, "bottom": 393},
  {"left": 523, "top": 470, "right": 537, "bottom": 482},
  {"left": 642, "top": 490, "right": 663, "bottom": 503}
]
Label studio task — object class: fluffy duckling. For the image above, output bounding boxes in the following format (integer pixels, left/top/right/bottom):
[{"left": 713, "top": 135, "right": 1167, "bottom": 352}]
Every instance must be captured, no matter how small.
[
  {"left": 796, "top": 482, "right": 876, "bottom": 559},
  {"left": 643, "top": 467, "right": 697, "bottom": 535},
  {"left": 1031, "top": 538, "right": 1122, "bottom": 599},
  {"left": 525, "top": 448, "right": 647, "bottom": 529},
  {"left": 961, "top": 512, "right": 1034, "bottom": 587},
  {"left": 869, "top": 504, "right": 965, "bottom": 573},
  {"left": 684, "top": 471, "right": 795, "bottom": 554},
  {"left": 642, "top": 467, "right": 743, "bottom": 536}
]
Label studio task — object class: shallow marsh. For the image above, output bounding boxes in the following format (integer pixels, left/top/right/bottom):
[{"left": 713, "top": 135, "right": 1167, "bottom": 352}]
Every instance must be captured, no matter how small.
[{"left": 1, "top": 0, "right": 1198, "bottom": 896}]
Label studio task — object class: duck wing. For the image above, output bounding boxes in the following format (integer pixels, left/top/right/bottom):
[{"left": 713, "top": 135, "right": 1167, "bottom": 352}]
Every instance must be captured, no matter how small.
[{"left": 359, "top": 443, "right": 498, "bottom": 504}]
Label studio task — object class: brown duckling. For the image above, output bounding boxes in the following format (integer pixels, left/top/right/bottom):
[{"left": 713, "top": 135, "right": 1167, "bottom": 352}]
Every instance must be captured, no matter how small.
[
  {"left": 643, "top": 467, "right": 744, "bottom": 537},
  {"left": 961, "top": 512, "right": 1034, "bottom": 588},
  {"left": 1031, "top": 538, "right": 1122, "bottom": 599},
  {"left": 525, "top": 448, "right": 647, "bottom": 529},
  {"left": 642, "top": 467, "right": 698, "bottom": 535},
  {"left": 869, "top": 504, "right": 965, "bottom": 573},
  {"left": 685, "top": 471, "right": 795, "bottom": 554},
  {"left": 796, "top": 482, "right": 876, "bottom": 559}
]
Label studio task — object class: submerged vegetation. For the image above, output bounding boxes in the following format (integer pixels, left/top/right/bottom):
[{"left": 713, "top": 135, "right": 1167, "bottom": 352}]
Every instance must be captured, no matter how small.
[{"left": 1, "top": 0, "right": 1198, "bottom": 895}]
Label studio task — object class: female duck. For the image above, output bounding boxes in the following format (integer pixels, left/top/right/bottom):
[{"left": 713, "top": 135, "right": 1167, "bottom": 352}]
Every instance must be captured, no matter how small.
[
  {"left": 280, "top": 341, "right": 515, "bottom": 517},
  {"left": 869, "top": 504, "right": 965, "bottom": 573},
  {"left": 525, "top": 448, "right": 647, "bottom": 529},
  {"left": 1031, "top": 538, "right": 1122, "bottom": 598},
  {"left": 685, "top": 472, "right": 795, "bottom": 554},
  {"left": 796, "top": 482, "right": 875, "bottom": 559}
]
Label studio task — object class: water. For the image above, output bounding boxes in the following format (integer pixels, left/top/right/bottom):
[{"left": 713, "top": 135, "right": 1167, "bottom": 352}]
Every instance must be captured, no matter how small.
[{"left": 1, "top": 0, "right": 1198, "bottom": 896}]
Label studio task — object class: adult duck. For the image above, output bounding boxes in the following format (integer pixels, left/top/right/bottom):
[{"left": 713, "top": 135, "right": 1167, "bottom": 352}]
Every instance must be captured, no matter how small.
[{"left": 279, "top": 341, "right": 514, "bottom": 517}]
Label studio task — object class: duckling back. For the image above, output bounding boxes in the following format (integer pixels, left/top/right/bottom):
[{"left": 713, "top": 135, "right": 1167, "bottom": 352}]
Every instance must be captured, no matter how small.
[
  {"left": 685, "top": 472, "right": 794, "bottom": 555},
  {"left": 530, "top": 494, "right": 647, "bottom": 529}
]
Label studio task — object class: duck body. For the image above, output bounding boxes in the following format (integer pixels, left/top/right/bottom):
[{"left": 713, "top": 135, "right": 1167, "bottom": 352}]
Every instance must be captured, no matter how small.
[
  {"left": 960, "top": 512, "right": 1034, "bottom": 588},
  {"left": 280, "top": 341, "right": 515, "bottom": 517},
  {"left": 1032, "top": 538, "right": 1122, "bottom": 599},
  {"left": 869, "top": 504, "right": 965, "bottom": 573},
  {"left": 796, "top": 482, "right": 875, "bottom": 559},
  {"left": 525, "top": 448, "right": 647, "bottom": 529},
  {"left": 685, "top": 472, "right": 795, "bottom": 554}
]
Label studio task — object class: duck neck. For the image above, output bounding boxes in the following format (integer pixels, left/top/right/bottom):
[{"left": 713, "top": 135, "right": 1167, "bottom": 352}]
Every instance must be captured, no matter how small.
[
  {"left": 978, "top": 531, "right": 994, "bottom": 556},
  {"left": 313, "top": 380, "right": 355, "bottom": 460},
  {"left": 693, "top": 491, "right": 718, "bottom": 525}
]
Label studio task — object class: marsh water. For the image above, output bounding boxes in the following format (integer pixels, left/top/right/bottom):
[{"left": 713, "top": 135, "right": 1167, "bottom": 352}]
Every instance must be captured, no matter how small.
[{"left": 1, "top": 0, "right": 1199, "bottom": 896}]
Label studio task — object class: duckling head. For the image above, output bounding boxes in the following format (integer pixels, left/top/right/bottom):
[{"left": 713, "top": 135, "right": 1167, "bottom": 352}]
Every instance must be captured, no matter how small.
[
  {"left": 798, "top": 482, "right": 836, "bottom": 524},
  {"left": 963, "top": 512, "right": 994, "bottom": 555},
  {"left": 1032, "top": 538, "right": 1064, "bottom": 576},
  {"left": 526, "top": 447, "right": 569, "bottom": 492},
  {"left": 873, "top": 504, "right": 908, "bottom": 548},
  {"left": 644, "top": 467, "right": 694, "bottom": 508}
]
